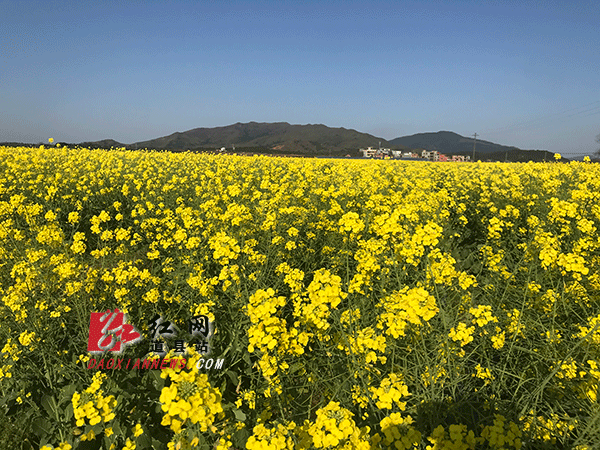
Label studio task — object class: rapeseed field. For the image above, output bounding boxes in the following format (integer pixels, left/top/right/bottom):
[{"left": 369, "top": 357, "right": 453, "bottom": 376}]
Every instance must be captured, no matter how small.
[{"left": 0, "top": 145, "right": 599, "bottom": 449}]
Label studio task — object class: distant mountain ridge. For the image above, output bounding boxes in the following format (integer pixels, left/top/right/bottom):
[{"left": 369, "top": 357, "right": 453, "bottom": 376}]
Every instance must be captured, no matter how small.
[
  {"left": 130, "top": 122, "right": 397, "bottom": 156},
  {"left": 5, "top": 122, "right": 558, "bottom": 160},
  {"left": 79, "top": 139, "right": 126, "bottom": 148},
  {"left": 389, "top": 131, "right": 523, "bottom": 156}
]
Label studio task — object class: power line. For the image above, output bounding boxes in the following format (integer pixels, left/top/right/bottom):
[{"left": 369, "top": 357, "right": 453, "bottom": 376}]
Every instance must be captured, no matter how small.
[
  {"left": 581, "top": 109, "right": 600, "bottom": 118},
  {"left": 481, "top": 99, "right": 600, "bottom": 135},
  {"left": 566, "top": 104, "right": 600, "bottom": 118}
]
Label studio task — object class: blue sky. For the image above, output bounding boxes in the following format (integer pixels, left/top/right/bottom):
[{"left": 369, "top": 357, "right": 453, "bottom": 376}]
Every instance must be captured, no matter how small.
[{"left": 1, "top": 0, "right": 599, "bottom": 155}]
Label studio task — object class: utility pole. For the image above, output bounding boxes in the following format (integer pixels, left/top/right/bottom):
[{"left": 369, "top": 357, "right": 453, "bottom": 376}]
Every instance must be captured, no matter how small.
[{"left": 472, "top": 133, "right": 478, "bottom": 161}]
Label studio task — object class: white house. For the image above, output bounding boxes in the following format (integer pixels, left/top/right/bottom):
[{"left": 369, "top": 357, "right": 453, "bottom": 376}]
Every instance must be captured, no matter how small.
[
  {"left": 421, "top": 150, "right": 439, "bottom": 161},
  {"left": 360, "top": 147, "right": 378, "bottom": 158}
]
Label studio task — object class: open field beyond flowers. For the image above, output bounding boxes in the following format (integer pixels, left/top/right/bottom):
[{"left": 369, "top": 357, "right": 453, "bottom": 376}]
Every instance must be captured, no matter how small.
[{"left": 1, "top": 146, "right": 599, "bottom": 450}]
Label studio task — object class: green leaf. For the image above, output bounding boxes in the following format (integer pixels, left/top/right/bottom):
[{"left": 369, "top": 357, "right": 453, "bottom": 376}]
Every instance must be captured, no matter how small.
[
  {"left": 226, "top": 370, "right": 238, "bottom": 386},
  {"left": 289, "top": 361, "right": 304, "bottom": 374},
  {"left": 137, "top": 433, "right": 153, "bottom": 449},
  {"left": 41, "top": 395, "right": 57, "bottom": 418},
  {"left": 64, "top": 403, "right": 74, "bottom": 421},
  {"left": 152, "top": 438, "right": 166, "bottom": 450},
  {"left": 149, "top": 369, "right": 162, "bottom": 382},
  {"left": 92, "top": 422, "right": 104, "bottom": 436},
  {"left": 60, "top": 384, "right": 77, "bottom": 404},
  {"left": 232, "top": 427, "right": 250, "bottom": 448},
  {"left": 31, "top": 418, "right": 52, "bottom": 439},
  {"left": 193, "top": 433, "right": 208, "bottom": 450},
  {"left": 233, "top": 408, "right": 246, "bottom": 421},
  {"left": 111, "top": 419, "right": 122, "bottom": 436}
]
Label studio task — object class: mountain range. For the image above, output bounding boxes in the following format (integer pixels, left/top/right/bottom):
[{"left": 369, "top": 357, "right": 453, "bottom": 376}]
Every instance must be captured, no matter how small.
[
  {"left": 129, "top": 122, "right": 393, "bottom": 156},
  {"left": 5, "top": 122, "right": 563, "bottom": 161}
]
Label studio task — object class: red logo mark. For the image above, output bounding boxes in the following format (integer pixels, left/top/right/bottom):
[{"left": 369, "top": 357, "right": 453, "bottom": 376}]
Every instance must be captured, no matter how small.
[{"left": 87, "top": 309, "right": 142, "bottom": 353}]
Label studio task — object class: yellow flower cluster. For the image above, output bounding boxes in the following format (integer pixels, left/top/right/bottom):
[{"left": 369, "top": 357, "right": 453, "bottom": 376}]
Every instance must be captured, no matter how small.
[
  {"left": 40, "top": 443, "right": 71, "bottom": 450},
  {"left": 374, "top": 413, "right": 421, "bottom": 450},
  {"left": 72, "top": 372, "right": 116, "bottom": 427},
  {"left": 340, "top": 326, "right": 387, "bottom": 365},
  {"left": 448, "top": 323, "right": 475, "bottom": 347},
  {"left": 307, "top": 401, "right": 370, "bottom": 449},
  {"left": 245, "top": 288, "right": 307, "bottom": 393},
  {"left": 376, "top": 287, "right": 438, "bottom": 338},
  {"left": 18, "top": 330, "right": 36, "bottom": 347},
  {"left": 577, "top": 313, "right": 600, "bottom": 345},
  {"left": 349, "top": 239, "right": 387, "bottom": 293},
  {"left": 472, "top": 364, "right": 494, "bottom": 385},
  {"left": 490, "top": 327, "right": 505, "bottom": 350},
  {"left": 556, "top": 252, "right": 589, "bottom": 280},
  {"left": 421, "top": 364, "right": 447, "bottom": 388},
  {"left": 469, "top": 305, "right": 498, "bottom": 328},
  {"left": 426, "top": 249, "right": 459, "bottom": 286},
  {"left": 479, "top": 414, "right": 522, "bottom": 449},
  {"left": 295, "top": 269, "right": 346, "bottom": 334},
  {"left": 246, "top": 422, "right": 296, "bottom": 450},
  {"left": 553, "top": 357, "right": 578, "bottom": 380},
  {"left": 0, "top": 338, "right": 21, "bottom": 379},
  {"left": 159, "top": 366, "right": 224, "bottom": 434},
  {"left": 413, "top": 222, "right": 443, "bottom": 247},
  {"left": 506, "top": 309, "right": 525, "bottom": 340},
  {"left": 369, "top": 373, "right": 410, "bottom": 410},
  {"left": 487, "top": 216, "right": 504, "bottom": 240},
  {"left": 338, "top": 211, "right": 365, "bottom": 235},
  {"left": 479, "top": 245, "right": 509, "bottom": 277},
  {"left": 520, "top": 411, "right": 576, "bottom": 444},
  {"left": 425, "top": 424, "right": 476, "bottom": 450},
  {"left": 235, "top": 389, "right": 256, "bottom": 409},
  {"left": 209, "top": 231, "right": 241, "bottom": 265},
  {"left": 579, "top": 360, "right": 600, "bottom": 402},
  {"left": 277, "top": 262, "right": 305, "bottom": 299}
]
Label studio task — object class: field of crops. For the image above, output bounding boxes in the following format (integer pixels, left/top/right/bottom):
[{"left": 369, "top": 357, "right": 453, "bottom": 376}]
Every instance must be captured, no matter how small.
[{"left": 1, "top": 145, "right": 599, "bottom": 450}]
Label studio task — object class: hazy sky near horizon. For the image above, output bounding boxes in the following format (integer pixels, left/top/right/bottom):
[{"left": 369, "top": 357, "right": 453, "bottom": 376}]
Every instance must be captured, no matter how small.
[{"left": 2, "top": 0, "right": 599, "bottom": 154}]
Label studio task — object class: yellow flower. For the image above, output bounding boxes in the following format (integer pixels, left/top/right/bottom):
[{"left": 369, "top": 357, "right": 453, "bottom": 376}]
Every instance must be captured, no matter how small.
[
  {"left": 469, "top": 305, "right": 498, "bottom": 327},
  {"left": 18, "top": 331, "right": 36, "bottom": 347},
  {"left": 448, "top": 322, "right": 475, "bottom": 346},
  {"left": 147, "top": 250, "right": 160, "bottom": 260},
  {"left": 491, "top": 327, "right": 505, "bottom": 349},
  {"left": 68, "top": 211, "right": 80, "bottom": 224},
  {"left": 133, "top": 423, "right": 143, "bottom": 437}
]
